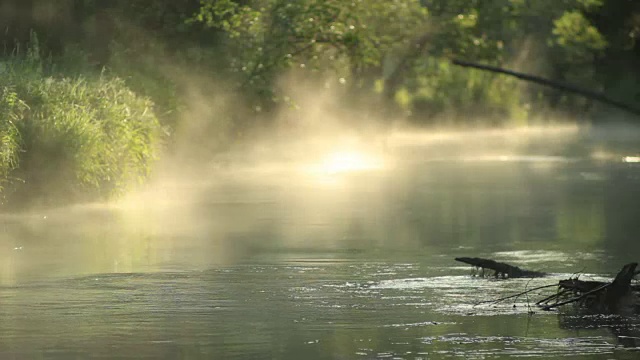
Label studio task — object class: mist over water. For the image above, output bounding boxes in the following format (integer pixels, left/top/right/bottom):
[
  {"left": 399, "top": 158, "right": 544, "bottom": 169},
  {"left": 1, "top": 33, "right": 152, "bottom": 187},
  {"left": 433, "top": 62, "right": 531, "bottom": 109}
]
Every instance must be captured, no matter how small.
[
  {"left": 2, "top": 1, "right": 639, "bottom": 357},
  {"left": 3, "top": 124, "right": 639, "bottom": 281},
  {"left": 2, "top": 124, "right": 640, "bottom": 358}
]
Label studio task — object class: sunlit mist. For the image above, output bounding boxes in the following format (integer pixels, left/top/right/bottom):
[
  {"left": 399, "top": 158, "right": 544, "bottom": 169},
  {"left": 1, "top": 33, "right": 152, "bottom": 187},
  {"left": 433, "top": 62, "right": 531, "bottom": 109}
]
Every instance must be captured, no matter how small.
[
  {"left": 317, "top": 150, "right": 385, "bottom": 175},
  {"left": 5, "top": 123, "right": 638, "bottom": 286}
]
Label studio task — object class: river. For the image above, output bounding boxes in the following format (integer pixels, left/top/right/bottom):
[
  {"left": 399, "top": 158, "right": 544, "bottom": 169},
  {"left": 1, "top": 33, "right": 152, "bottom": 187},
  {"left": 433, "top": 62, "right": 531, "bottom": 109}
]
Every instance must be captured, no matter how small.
[{"left": 1, "top": 126, "right": 640, "bottom": 359}]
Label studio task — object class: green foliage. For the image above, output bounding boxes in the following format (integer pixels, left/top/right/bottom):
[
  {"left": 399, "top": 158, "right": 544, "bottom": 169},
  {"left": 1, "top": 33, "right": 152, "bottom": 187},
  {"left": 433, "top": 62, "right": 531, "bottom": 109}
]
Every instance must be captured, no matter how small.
[
  {"left": 551, "top": 11, "right": 607, "bottom": 63},
  {"left": 194, "top": 0, "right": 428, "bottom": 104},
  {"left": 423, "top": 0, "right": 608, "bottom": 65},
  {"left": 190, "top": 0, "right": 625, "bottom": 124},
  {"left": 405, "top": 0, "right": 617, "bottom": 123},
  {"left": 0, "top": 54, "right": 162, "bottom": 208},
  {"left": 0, "top": 87, "right": 23, "bottom": 191},
  {"left": 576, "top": 0, "right": 604, "bottom": 11},
  {"left": 402, "top": 59, "right": 525, "bottom": 125},
  {"left": 107, "top": 40, "right": 182, "bottom": 125},
  {"left": 8, "top": 0, "right": 637, "bottom": 131}
]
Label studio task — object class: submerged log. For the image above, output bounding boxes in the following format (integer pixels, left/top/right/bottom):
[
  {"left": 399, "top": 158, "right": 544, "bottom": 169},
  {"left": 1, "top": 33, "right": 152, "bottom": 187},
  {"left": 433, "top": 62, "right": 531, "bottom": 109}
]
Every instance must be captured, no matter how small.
[
  {"left": 539, "top": 263, "right": 638, "bottom": 313},
  {"left": 473, "top": 262, "right": 640, "bottom": 314},
  {"left": 455, "top": 257, "right": 546, "bottom": 278},
  {"left": 605, "top": 262, "right": 638, "bottom": 313}
]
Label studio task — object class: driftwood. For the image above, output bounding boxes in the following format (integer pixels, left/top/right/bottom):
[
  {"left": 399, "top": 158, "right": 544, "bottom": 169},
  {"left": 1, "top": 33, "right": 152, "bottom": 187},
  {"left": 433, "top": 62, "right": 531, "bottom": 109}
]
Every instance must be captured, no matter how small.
[
  {"left": 455, "top": 257, "right": 546, "bottom": 278},
  {"left": 466, "top": 261, "right": 640, "bottom": 314},
  {"left": 456, "top": 257, "right": 640, "bottom": 313},
  {"left": 537, "top": 263, "right": 639, "bottom": 312}
]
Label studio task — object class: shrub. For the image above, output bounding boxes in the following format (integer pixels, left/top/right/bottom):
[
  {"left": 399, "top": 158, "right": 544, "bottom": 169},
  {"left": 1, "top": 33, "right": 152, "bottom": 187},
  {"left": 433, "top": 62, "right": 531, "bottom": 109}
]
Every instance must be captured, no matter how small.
[{"left": 0, "top": 56, "right": 163, "bottom": 208}]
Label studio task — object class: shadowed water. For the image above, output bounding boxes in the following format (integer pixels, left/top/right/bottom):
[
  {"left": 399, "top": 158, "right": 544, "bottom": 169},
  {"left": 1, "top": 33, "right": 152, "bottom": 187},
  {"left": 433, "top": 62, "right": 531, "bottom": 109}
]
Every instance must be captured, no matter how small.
[{"left": 1, "top": 128, "right": 640, "bottom": 359}]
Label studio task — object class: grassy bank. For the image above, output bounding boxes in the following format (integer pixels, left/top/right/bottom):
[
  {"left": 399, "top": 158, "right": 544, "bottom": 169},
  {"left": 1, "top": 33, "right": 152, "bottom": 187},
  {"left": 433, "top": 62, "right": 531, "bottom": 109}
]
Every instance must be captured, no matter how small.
[{"left": 0, "top": 50, "right": 163, "bottom": 209}]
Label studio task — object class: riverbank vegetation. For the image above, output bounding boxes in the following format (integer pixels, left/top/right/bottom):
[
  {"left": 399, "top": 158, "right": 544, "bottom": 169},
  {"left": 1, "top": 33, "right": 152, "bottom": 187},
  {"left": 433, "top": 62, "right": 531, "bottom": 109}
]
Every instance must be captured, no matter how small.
[
  {"left": 0, "top": 0, "right": 638, "bottom": 208},
  {"left": 0, "top": 38, "right": 162, "bottom": 209}
]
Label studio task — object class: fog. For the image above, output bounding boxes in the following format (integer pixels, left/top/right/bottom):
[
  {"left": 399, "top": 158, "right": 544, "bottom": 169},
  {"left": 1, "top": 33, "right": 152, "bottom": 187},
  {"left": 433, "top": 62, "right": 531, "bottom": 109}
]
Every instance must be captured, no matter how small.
[{"left": 3, "top": 56, "right": 640, "bottom": 286}]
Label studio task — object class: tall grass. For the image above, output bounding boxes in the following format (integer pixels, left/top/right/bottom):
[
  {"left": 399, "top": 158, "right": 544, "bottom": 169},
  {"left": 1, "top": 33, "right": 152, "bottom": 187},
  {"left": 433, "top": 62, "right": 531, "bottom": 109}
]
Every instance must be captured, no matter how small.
[{"left": 0, "top": 49, "right": 163, "bottom": 209}]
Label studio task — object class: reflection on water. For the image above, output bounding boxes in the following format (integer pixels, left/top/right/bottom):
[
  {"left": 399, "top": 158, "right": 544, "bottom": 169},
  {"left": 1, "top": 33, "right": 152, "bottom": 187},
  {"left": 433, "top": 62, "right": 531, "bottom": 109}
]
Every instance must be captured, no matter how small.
[
  {"left": 558, "top": 313, "right": 640, "bottom": 349},
  {"left": 1, "top": 261, "right": 638, "bottom": 359},
  {"left": 1, "top": 127, "right": 640, "bottom": 358}
]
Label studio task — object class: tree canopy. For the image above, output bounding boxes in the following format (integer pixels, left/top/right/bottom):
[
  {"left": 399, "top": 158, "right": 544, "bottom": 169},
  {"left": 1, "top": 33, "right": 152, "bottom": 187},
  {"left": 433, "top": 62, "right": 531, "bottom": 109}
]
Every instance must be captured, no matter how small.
[{"left": 0, "top": 0, "right": 638, "bottom": 125}]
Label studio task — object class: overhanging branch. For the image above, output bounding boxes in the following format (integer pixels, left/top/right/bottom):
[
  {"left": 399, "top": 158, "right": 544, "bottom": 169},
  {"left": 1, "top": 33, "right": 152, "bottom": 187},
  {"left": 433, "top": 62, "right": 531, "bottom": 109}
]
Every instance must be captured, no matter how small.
[{"left": 452, "top": 59, "right": 640, "bottom": 118}]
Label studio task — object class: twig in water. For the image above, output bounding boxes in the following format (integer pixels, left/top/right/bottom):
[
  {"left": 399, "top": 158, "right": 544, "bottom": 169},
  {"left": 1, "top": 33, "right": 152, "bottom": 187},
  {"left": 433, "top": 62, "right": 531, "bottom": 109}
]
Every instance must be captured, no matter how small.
[
  {"left": 569, "top": 268, "right": 586, "bottom": 280},
  {"left": 474, "top": 284, "right": 558, "bottom": 307},
  {"left": 535, "top": 289, "right": 573, "bottom": 306},
  {"left": 524, "top": 278, "right": 535, "bottom": 315},
  {"left": 539, "top": 283, "right": 612, "bottom": 311}
]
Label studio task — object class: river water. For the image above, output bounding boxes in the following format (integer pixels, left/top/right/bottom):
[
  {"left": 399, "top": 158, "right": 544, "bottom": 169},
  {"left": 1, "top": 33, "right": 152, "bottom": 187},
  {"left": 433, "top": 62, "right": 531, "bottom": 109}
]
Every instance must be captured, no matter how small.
[{"left": 1, "top": 127, "right": 640, "bottom": 359}]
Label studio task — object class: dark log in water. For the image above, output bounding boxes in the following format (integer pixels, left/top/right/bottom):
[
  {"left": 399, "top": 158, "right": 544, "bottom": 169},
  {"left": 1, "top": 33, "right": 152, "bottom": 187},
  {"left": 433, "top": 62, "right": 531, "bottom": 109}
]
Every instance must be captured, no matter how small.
[
  {"left": 538, "top": 263, "right": 638, "bottom": 312},
  {"left": 455, "top": 257, "right": 546, "bottom": 278},
  {"left": 605, "top": 262, "right": 638, "bottom": 312},
  {"left": 466, "top": 260, "right": 640, "bottom": 315}
]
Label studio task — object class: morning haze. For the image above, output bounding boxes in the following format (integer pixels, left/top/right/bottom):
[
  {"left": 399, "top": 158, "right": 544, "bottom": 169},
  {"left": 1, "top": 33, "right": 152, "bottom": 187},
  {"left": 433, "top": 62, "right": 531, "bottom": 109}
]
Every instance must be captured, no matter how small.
[{"left": 0, "top": 0, "right": 639, "bottom": 358}]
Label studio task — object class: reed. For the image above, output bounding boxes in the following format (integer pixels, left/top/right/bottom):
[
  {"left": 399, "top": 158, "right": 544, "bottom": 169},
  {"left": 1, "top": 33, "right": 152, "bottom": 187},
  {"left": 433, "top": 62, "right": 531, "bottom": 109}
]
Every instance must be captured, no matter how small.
[{"left": 0, "top": 46, "right": 163, "bottom": 208}]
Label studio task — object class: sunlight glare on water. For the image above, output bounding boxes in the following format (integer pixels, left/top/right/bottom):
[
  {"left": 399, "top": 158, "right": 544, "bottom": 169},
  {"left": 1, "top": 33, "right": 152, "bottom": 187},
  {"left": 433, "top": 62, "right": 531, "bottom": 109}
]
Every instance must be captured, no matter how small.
[
  {"left": 313, "top": 149, "right": 385, "bottom": 175},
  {"left": 323, "top": 150, "right": 382, "bottom": 173},
  {"left": 300, "top": 147, "right": 387, "bottom": 186}
]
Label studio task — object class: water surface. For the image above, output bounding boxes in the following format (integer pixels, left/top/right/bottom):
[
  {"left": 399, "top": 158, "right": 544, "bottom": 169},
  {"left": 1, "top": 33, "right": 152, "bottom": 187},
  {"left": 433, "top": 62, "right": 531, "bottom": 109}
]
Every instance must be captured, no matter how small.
[{"left": 1, "top": 128, "right": 640, "bottom": 359}]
